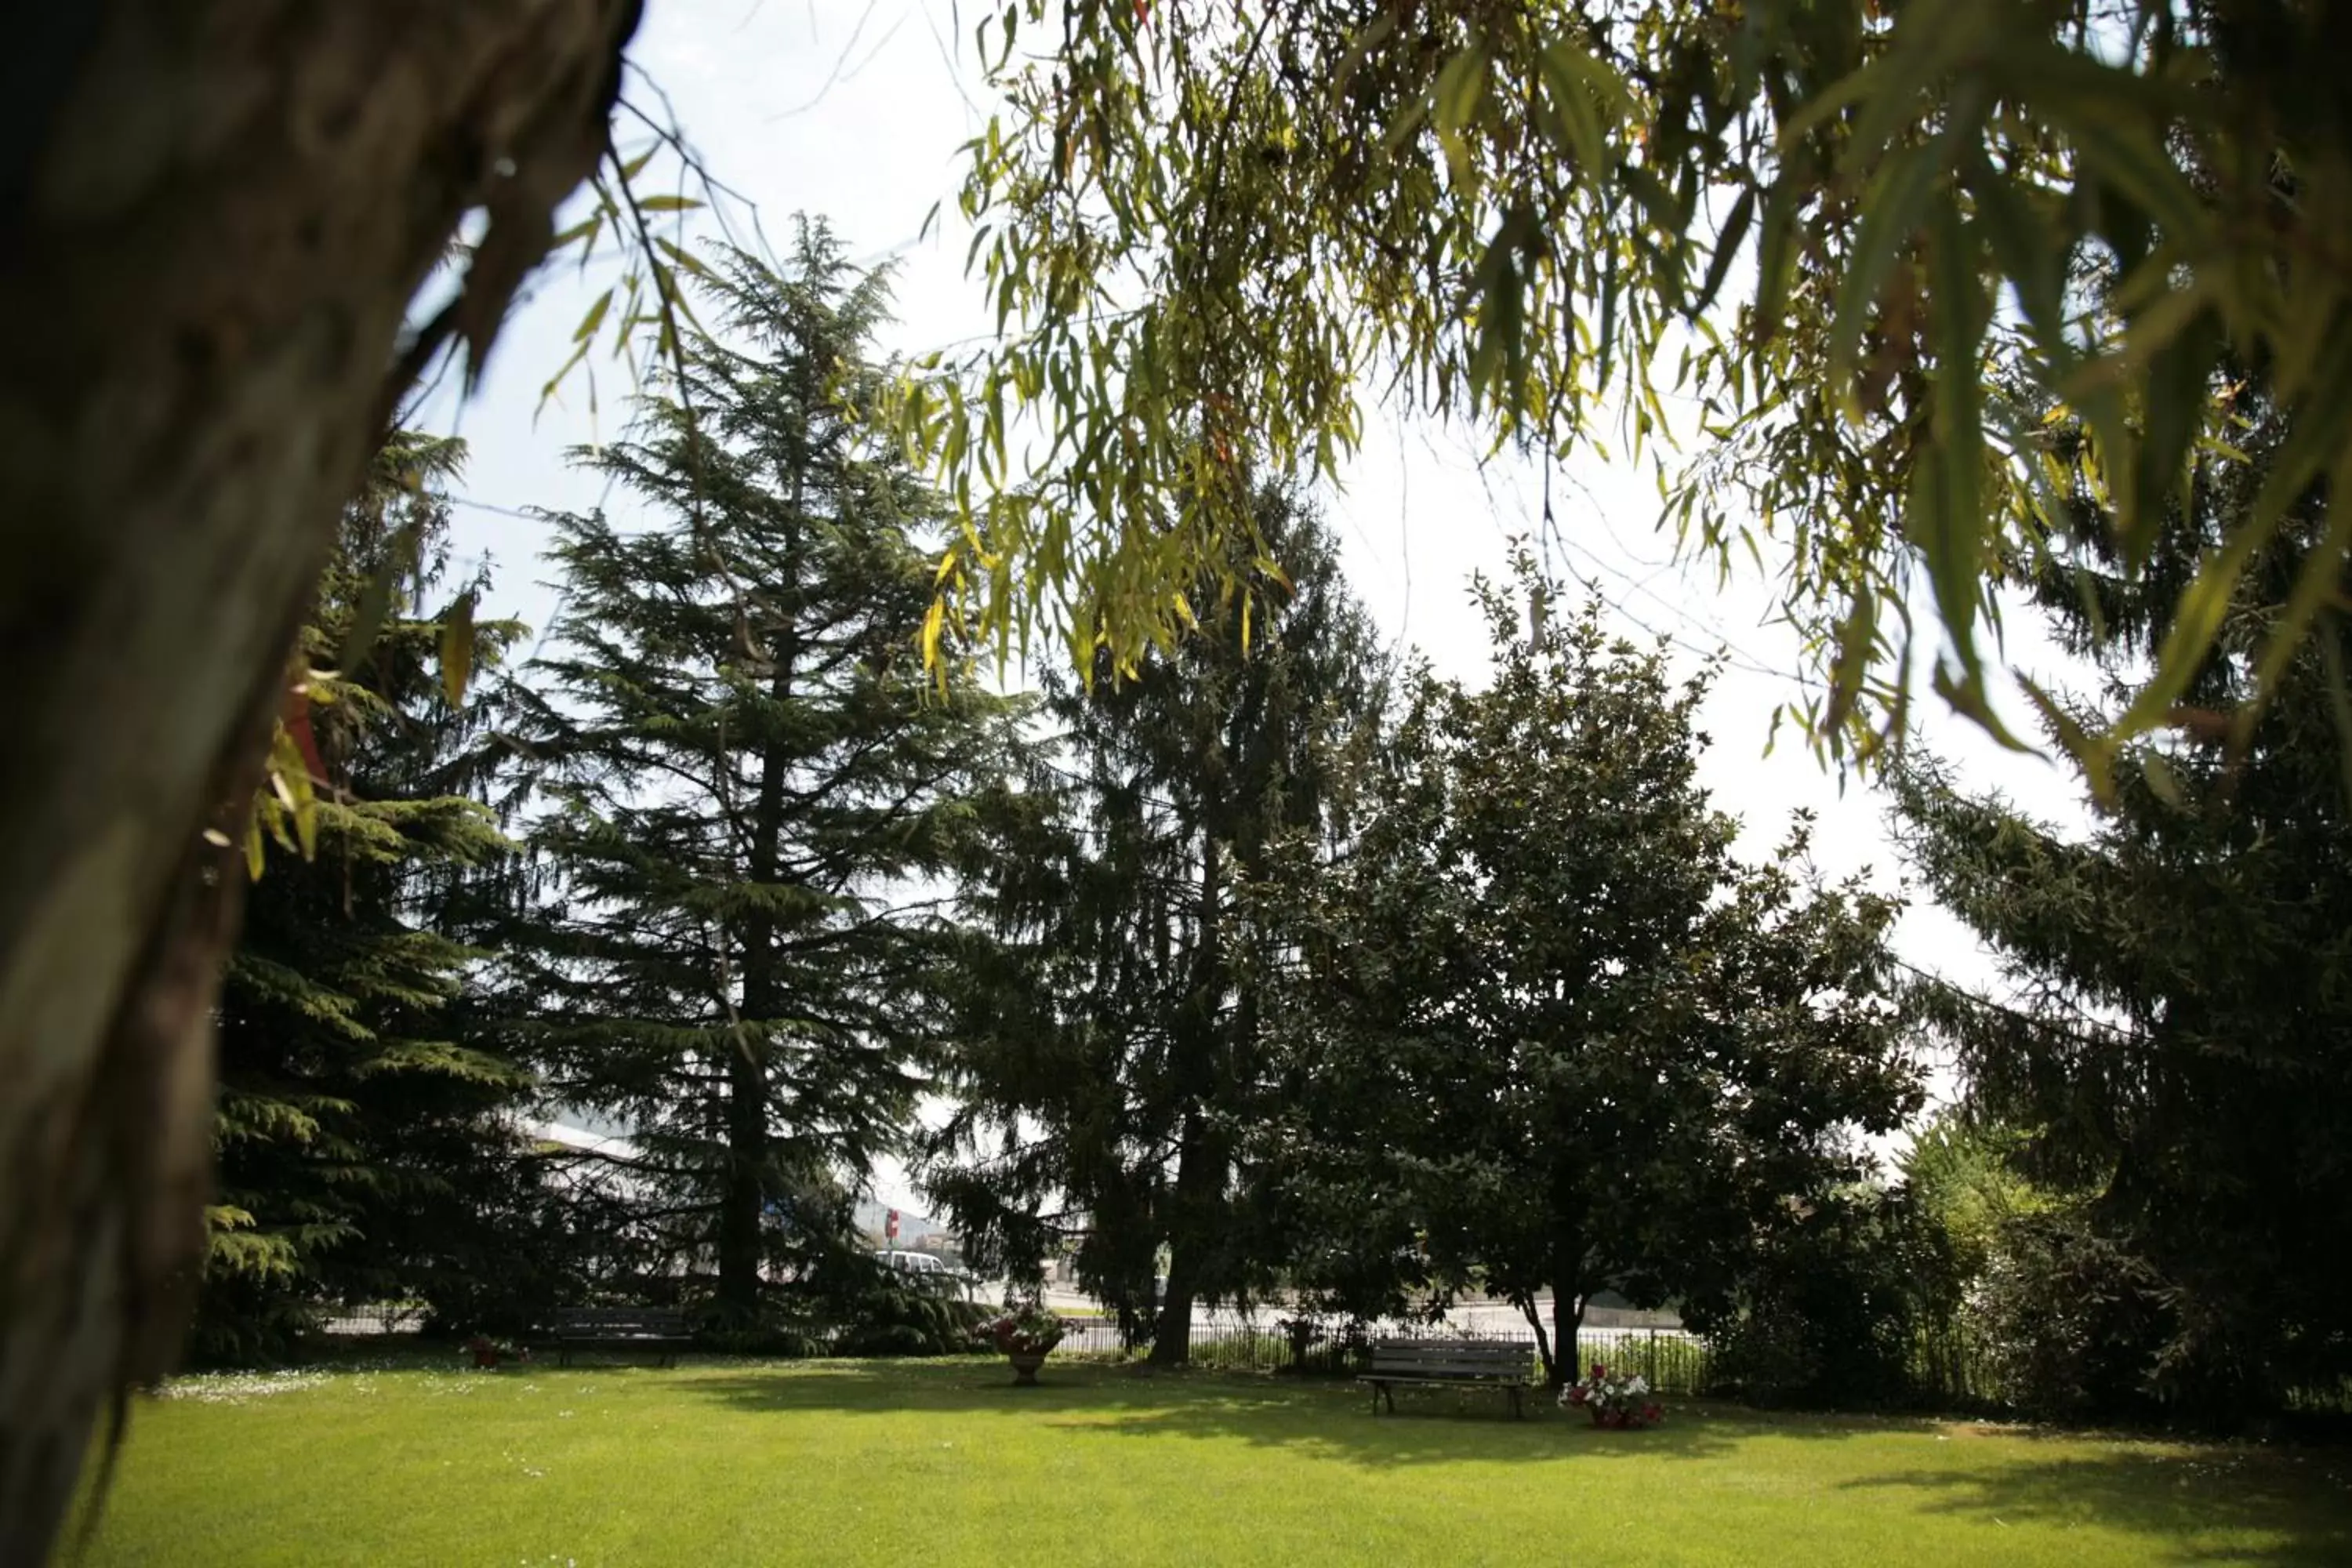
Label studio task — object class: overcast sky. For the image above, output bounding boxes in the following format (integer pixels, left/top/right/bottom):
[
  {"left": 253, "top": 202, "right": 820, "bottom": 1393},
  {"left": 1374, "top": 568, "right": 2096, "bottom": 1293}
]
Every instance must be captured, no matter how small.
[{"left": 423, "top": 0, "right": 2094, "bottom": 1214}]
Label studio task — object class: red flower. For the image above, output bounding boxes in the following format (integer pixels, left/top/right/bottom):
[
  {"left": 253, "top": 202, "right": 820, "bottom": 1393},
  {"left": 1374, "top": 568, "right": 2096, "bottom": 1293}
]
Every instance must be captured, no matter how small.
[
  {"left": 1589, "top": 1362, "right": 1607, "bottom": 1380},
  {"left": 1566, "top": 1385, "right": 1588, "bottom": 1404},
  {"left": 1642, "top": 1402, "right": 1663, "bottom": 1424}
]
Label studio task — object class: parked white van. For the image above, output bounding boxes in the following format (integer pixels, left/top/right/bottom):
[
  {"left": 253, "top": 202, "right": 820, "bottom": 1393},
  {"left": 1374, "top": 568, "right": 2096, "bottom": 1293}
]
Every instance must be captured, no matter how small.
[{"left": 874, "top": 1249, "right": 973, "bottom": 1298}]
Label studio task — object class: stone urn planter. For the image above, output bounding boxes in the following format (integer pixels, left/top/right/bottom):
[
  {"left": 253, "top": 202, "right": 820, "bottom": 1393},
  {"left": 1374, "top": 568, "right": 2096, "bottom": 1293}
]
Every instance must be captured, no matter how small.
[{"left": 986, "top": 1302, "right": 1067, "bottom": 1387}]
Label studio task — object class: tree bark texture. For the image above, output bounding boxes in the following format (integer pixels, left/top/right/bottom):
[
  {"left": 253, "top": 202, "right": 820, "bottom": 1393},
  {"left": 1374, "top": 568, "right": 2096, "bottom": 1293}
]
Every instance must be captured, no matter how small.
[
  {"left": 0, "top": 3, "right": 640, "bottom": 1556},
  {"left": 718, "top": 1034, "right": 770, "bottom": 1320},
  {"left": 1151, "top": 830, "right": 1225, "bottom": 1366},
  {"left": 1149, "top": 1111, "right": 1221, "bottom": 1366},
  {"left": 1548, "top": 1263, "right": 1587, "bottom": 1393},
  {"left": 719, "top": 601, "right": 799, "bottom": 1321},
  {"left": 1518, "top": 1294, "right": 1555, "bottom": 1387}
]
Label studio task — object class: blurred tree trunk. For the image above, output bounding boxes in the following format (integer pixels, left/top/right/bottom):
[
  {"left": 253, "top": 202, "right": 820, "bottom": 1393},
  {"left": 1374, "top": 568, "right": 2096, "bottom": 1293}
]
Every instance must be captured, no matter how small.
[
  {"left": 1149, "top": 827, "right": 1225, "bottom": 1367},
  {"left": 0, "top": 3, "right": 639, "bottom": 1556}
]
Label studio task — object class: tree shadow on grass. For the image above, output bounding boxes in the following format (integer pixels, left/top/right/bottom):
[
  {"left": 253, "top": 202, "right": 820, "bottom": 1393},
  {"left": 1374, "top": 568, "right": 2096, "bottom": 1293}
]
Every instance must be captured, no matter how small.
[
  {"left": 668, "top": 1357, "right": 1727, "bottom": 1460},
  {"left": 1835, "top": 1447, "right": 2352, "bottom": 1566},
  {"left": 659, "top": 1359, "right": 2352, "bottom": 1560},
  {"left": 666, "top": 1358, "right": 1966, "bottom": 1468}
]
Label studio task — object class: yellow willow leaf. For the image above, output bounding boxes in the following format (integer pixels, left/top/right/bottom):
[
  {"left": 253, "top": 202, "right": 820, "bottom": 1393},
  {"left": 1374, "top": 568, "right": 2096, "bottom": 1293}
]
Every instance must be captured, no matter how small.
[
  {"left": 439, "top": 591, "right": 477, "bottom": 709},
  {"left": 920, "top": 597, "right": 949, "bottom": 679}
]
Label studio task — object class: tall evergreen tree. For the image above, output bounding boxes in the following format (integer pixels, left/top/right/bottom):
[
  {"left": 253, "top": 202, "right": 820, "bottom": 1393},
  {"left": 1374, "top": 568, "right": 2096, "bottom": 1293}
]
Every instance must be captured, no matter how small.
[
  {"left": 931, "top": 485, "right": 1385, "bottom": 1361},
  {"left": 1893, "top": 372, "right": 2352, "bottom": 1421},
  {"left": 199, "top": 434, "right": 531, "bottom": 1359},
  {"left": 516, "top": 223, "right": 1026, "bottom": 1323}
]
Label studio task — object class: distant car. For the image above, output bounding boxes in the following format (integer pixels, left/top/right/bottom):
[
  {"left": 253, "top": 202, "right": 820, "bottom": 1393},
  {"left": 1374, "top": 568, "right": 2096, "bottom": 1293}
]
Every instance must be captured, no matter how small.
[{"left": 875, "top": 1249, "right": 972, "bottom": 1297}]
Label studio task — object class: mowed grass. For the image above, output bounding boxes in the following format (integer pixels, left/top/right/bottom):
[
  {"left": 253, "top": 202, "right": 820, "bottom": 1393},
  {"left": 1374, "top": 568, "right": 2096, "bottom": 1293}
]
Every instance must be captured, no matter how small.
[{"left": 80, "top": 1356, "right": 2352, "bottom": 1566}]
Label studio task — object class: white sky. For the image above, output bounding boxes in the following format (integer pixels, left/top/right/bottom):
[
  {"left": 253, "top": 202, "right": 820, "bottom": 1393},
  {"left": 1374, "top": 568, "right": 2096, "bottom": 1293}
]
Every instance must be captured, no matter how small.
[{"left": 424, "top": 0, "right": 2096, "bottom": 1214}]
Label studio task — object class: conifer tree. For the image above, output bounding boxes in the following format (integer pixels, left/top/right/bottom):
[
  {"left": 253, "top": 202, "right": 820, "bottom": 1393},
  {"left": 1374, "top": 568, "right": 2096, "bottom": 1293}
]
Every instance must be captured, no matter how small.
[
  {"left": 517, "top": 223, "right": 1026, "bottom": 1323},
  {"left": 1893, "top": 374, "right": 2352, "bottom": 1421},
  {"left": 931, "top": 486, "right": 1385, "bottom": 1361},
  {"left": 200, "top": 434, "right": 530, "bottom": 1358}
]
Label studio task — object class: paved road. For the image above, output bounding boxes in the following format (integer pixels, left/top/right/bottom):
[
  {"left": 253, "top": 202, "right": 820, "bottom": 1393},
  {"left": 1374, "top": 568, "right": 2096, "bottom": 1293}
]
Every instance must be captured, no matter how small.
[{"left": 1004, "top": 1284, "right": 1687, "bottom": 1344}]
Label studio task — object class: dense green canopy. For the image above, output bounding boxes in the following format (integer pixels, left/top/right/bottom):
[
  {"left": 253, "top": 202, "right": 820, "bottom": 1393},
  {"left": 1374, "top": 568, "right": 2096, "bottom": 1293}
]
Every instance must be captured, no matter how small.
[
  {"left": 1894, "top": 360, "right": 2352, "bottom": 1417},
  {"left": 929, "top": 484, "right": 1385, "bottom": 1359},
  {"left": 202, "top": 434, "right": 533, "bottom": 1358},
  {"left": 1254, "top": 555, "right": 1920, "bottom": 1383}
]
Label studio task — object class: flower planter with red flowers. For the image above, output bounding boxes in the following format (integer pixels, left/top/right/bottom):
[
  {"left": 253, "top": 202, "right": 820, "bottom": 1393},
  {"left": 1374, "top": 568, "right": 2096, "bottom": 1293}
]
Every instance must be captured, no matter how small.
[
  {"left": 985, "top": 1302, "right": 1067, "bottom": 1385},
  {"left": 1561, "top": 1361, "right": 1664, "bottom": 1428},
  {"left": 463, "top": 1335, "right": 529, "bottom": 1370}
]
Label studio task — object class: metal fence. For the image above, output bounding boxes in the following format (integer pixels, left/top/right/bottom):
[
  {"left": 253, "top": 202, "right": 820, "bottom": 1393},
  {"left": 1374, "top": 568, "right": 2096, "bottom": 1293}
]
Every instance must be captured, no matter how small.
[
  {"left": 309, "top": 1293, "right": 2350, "bottom": 1425},
  {"left": 318, "top": 1302, "right": 428, "bottom": 1337},
  {"left": 1059, "top": 1318, "right": 1713, "bottom": 1392}
]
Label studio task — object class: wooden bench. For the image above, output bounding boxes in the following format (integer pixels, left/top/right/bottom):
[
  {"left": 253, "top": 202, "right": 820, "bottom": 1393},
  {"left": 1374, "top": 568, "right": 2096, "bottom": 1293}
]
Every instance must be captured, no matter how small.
[
  {"left": 544, "top": 1307, "right": 692, "bottom": 1367},
  {"left": 1358, "top": 1337, "right": 1537, "bottom": 1418}
]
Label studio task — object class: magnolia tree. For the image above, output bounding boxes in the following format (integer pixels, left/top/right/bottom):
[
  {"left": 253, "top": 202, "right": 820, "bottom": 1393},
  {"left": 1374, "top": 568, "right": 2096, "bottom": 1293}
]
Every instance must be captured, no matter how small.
[{"left": 1252, "top": 553, "right": 1921, "bottom": 1385}]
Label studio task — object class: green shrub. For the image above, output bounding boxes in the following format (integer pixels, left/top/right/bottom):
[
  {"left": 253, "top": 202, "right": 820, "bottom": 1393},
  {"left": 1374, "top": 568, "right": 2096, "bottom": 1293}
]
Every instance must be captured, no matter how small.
[
  {"left": 833, "top": 1287, "right": 990, "bottom": 1358},
  {"left": 834, "top": 1322, "right": 946, "bottom": 1357},
  {"left": 1965, "top": 1211, "right": 2176, "bottom": 1422},
  {"left": 1708, "top": 1189, "right": 1943, "bottom": 1410},
  {"left": 182, "top": 1279, "right": 325, "bottom": 1370}
]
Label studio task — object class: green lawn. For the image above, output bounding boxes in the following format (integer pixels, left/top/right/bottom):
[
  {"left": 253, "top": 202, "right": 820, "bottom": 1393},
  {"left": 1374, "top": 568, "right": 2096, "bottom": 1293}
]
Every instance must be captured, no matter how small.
[{"left": 79, "top": 1356, "right": 2352, "bottom": 1566}]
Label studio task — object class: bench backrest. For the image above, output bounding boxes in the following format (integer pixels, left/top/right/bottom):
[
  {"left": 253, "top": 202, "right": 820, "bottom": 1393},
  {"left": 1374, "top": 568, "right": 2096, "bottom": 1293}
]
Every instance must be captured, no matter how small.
[
  {"left": 1369, "top": 1337, "right": 1535, "bottom": 1381},
  {"left": 550, "top": 1307, "right": 690, "bottom": 1338}
]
